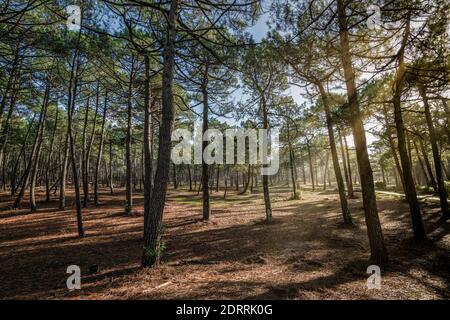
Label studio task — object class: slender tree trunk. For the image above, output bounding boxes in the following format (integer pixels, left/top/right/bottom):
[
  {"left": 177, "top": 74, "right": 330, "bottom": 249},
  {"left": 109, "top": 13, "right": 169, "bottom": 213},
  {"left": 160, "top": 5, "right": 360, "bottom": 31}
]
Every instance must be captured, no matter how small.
[
  {"left": 30, "top": 79, "right": 50, "bottom": 212},
  {"left": 287, "top": 124, "right": 298, "bottom": 199},
  {"left": 125, "top": 57, "right": 135, "bottom": 214},
  {"left": 109, "top": 139, "right": 114, "bottom": 195},
  {"left": 94, "top": 92, "right": 107, "bottom": 206},
  {"left": 0, "top": 62, "right": 20, "bottom": 171},
  {"left": 201, "top": 62, "right": 211, "bottom": 220},
  {"left": 11, "top": 114, "right": 36, "bottom": 196},
  {"left": 13, "top": 80, "right": 49, "bottom": 209},
  {"left": 216, "top": 165, "right": 219, "bottom": 192},
  {"left": 143, "top": 54, "right": 153, "bottom": 237},
  {"left": 381, "top": 104, "right": 406, "bottom": 193},
  {"left": 391, "top": 17, "right": 427, "bottom": 240},
  {"left": 45, "top": 106, "right": 59, "bottom": 202},
  {"left": 82, "top": 84, "right": 99, "bottom": 207},
  {"left": 240, "top": 163, "right": 251, "bottom": 194},
  {"left": 67, "top": 52, "right": 84, "bottom": 237},
  {"left": 318, "top": 82, "right": 352, "bottom": 223},
  {"left": 81, "top": 99, "right": 90, "bottom": 207},
  {"left": 142, "top": 0, "right": 179, "bottom": 267},
  {"left": 418, "top": 85, "right": 449, "bottom": 219},
  {"left": 306, "top": 142, "right": 315, "bottom": 191},
  {"left": 187, "top": 164, "right": 192, "bottom": 191},
  {"left": 261, "top": 96, "right": 272, "bottom": 222},
  {"left": 337, "top": 0, "right": 388, "bottom": 263},
  {"left": 337, "top": 127, "right": 353, "bottom": 198},
  {"left": 172, "top": 163, "right": 178, "bottom": 189},
  {"left": 413, "top": 138, "right": 431, "bottom": 187}
]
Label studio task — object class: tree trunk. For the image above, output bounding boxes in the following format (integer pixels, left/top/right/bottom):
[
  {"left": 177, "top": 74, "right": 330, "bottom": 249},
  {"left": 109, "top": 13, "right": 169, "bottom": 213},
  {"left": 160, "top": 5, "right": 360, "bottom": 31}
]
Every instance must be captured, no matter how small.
[
  {"left": 30, "top": 79, "right": 50, "bottom": 212},
  {"left": 336, "top": 0, "right": 388, "bottom": 263},
  {"left": 381, "top": 104, "right": 406, "bottom": 193},
  {"left": 307, "top": 142, "right": 315, "bottom": 191},
  {"left": 261, "top": 96, "right": 272, "bottom": 222},
  {"left": 391, "top": 16, "right": 427, "bottom": 240},
  {"left": 287, "top": 124, "right": 298, "bottom": 199},
  {"left": 109, "top": 139, "right": 114, "bottom": 195},
  {"left": 413, "top": 138, "right": 431, "bottom": 187},
  {"left": 45, "top": 106, "right": 59, "bottom": 202},
  {"left": 318, "top": 82, "right": 352, "bottom": 223},
  {"left": 201, "top": 63, "right": 211, "bottom": 220},
  {"left": 142, "top": 0, "right": 179, "bottom": 268},
  {"left": 418, "top": 85, "right": 449, "bottom": 219},
  {"left": 13, "top": 79, "right": 49, "bottom": 209},
  {"left": 68, "top": 52, "right": 84, "bottom": 237},
  {"left": 125, "top": 57, "right": 135, "bottom": 214},
  {"left": 142, "top": 53, "right": 153, "bottom": 237},
  {"left": 337, "top": 127, "right": 353, "bottom": 198},
  {"left": 94, "top": 92, "right": 107, "bottom": 206}
]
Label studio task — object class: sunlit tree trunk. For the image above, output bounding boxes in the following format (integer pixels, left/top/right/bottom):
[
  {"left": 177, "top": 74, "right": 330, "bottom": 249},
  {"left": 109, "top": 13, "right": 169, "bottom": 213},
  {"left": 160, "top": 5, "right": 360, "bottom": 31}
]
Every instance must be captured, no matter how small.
[
  {"left": 336, "top": 0, "right": 388, "bottom": 263},
  {"left": 391, "top": 17, "right": 427, "bottom": 240}
]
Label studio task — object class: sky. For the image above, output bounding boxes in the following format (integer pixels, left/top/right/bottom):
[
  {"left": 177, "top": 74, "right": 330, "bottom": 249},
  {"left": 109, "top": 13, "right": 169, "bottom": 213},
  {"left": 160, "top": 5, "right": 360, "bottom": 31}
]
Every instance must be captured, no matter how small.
[{"left": 244, "top": 12, "right": 378, "bottom": 150}]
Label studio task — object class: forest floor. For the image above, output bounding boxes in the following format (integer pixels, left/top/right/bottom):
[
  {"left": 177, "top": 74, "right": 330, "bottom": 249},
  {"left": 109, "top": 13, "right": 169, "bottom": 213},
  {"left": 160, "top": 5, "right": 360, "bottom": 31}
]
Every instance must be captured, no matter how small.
[{"left": 0, "top": 185, "right": 449, "bottom": 300}]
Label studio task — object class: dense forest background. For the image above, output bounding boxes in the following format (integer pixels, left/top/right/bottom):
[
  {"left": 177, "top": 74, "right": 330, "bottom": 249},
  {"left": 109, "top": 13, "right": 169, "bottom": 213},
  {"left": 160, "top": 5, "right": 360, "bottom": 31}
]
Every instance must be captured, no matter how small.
[{"left": 0, "top": 0, "right": 449, "bottom": 299}]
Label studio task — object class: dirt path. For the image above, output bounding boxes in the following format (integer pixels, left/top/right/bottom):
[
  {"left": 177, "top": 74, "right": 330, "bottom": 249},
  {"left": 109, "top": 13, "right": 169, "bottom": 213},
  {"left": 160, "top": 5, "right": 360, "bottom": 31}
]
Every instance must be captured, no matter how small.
[{"left": 0, "top": 187, "right": 449, "bottom": 299}]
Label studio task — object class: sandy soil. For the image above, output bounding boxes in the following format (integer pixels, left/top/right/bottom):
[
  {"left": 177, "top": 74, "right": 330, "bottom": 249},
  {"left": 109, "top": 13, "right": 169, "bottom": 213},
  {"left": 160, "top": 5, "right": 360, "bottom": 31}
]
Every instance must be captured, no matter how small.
[{"left": 0, "top": 185, "right": 449, "bottom": 300}]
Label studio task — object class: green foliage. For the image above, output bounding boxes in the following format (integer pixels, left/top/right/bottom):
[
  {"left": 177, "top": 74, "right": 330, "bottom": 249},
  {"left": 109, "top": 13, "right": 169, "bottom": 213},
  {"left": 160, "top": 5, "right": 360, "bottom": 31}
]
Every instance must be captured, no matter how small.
[
  {"left": 143, "top": 241, "right": 166, "bottom": 258},
  {"left": 124, "top": 202, "right": 132, "bottom": 214},
  {"left": 375, "top": 181, "right": 386, "bottom": 190},
  {"left": 444, "top": 181, "right": 450, "bottom": 196},
  {"left": 291, "top": 189, "right": 302, "bottom": 200}
]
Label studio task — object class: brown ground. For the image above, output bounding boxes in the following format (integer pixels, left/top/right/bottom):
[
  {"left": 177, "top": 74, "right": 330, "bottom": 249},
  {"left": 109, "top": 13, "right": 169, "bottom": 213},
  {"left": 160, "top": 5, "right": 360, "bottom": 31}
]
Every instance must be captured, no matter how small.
[{"left": 0, "top": 185, "right": 449, "bottom": 300}]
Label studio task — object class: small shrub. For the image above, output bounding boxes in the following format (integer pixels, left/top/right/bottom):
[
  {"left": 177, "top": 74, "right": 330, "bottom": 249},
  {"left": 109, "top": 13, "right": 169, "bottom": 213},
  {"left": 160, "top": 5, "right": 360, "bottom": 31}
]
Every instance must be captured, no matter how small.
[
  {"left": 124, "top": 201, "right": 132, "bottom": 214},
  {"left": 375, "top": 181, "right": 386, "bottom": 190},
  {"left": 143, "top": 241, "right": 166, "bottom": 258},
  {"left": 444, "top": 181, "right": 450, "bottom": 195},
  {"left": 291, "top": 189, "right": 302, "bottom": 200}
]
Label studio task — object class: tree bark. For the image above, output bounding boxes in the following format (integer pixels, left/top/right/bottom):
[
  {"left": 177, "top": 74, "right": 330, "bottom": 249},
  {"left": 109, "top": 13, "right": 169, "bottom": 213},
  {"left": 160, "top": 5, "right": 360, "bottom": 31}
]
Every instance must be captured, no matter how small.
[
  {"left": 337, "top": 127, "right": 353, "bottom": 198},
  {"left": 94, "top": 92, "right": 107, "bottom": 206},
  {"left": 418, "top": 85, "right": 449, "bottom": 219},
  {"left": 336, "top": 0, "right": 388, "bottom": 263},
  {"left": 125, "top": 56, "right": 135, "bottom": 214},
  {"left": 30, "top": 79, "right": 50, "bottom": 212},
  {"left": 318, "top": 82, "right": 352, "bottom": 223},
  {"left": 143, "top": 54, "right": 153, "bottom": 238},
  {"left": 391, "top": 16, "right": 427, "bottom": 240},
  {"left": 142, "top": 0, "right": 179, "bottom": 267},
  {"left": 201, "top": 62, "right": 211, "bottom": 220}
]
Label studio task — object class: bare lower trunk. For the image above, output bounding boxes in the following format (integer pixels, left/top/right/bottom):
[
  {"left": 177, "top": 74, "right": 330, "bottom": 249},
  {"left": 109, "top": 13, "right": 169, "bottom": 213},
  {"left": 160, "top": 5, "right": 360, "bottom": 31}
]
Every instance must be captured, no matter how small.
[
  {"left": 142, "top": 0, "right": 179, "bottom": 267},
  {"left": 94, "top": 92, "right": 107, "bottom": 206}
]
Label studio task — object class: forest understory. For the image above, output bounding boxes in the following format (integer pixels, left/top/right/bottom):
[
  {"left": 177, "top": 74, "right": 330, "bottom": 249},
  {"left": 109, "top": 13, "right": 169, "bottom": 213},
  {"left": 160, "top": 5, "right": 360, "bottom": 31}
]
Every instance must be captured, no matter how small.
[{"left": 1, "top": 186, "right": 449, "bottom": 300}]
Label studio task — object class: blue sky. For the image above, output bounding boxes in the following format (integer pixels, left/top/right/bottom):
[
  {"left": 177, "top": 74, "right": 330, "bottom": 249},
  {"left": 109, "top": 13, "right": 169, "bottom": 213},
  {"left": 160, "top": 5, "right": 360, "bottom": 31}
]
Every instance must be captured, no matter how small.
[{"left": 230, "top": 10, "right": 377, "bottom": 148}]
